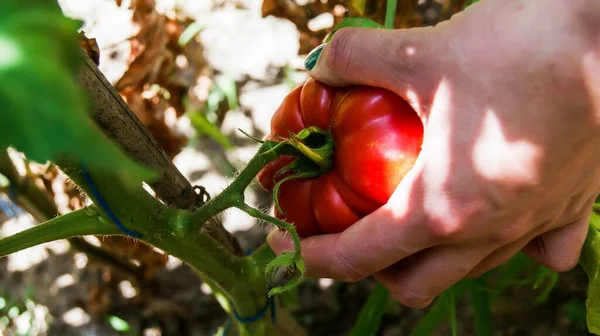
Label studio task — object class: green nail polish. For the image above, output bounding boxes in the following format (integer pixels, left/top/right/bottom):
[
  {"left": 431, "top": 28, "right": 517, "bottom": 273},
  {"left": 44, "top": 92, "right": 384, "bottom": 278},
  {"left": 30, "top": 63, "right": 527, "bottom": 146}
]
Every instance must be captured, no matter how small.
[{"left": 304, "top": 43, "right": 326, "bottom": 70}]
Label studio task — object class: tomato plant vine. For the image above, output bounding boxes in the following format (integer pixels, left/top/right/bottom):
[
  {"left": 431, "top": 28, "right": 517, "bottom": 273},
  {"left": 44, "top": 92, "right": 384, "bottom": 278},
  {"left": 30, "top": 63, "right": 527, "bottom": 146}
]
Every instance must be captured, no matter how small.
[{"left": 1, "top": 0, "right": 600, "bottom": 335}]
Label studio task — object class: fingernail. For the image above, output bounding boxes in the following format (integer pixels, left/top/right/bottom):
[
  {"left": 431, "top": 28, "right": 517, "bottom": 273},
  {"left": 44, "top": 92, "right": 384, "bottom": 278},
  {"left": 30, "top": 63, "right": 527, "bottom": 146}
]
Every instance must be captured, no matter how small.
[{"left": 304, "top": 43, "right": 326, "bottom": 71}]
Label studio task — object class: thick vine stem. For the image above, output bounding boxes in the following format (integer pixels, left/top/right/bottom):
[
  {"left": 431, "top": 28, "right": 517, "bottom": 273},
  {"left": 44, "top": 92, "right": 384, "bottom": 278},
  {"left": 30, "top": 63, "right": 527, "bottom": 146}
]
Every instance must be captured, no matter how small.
[
  {"left": 54, "top": 157, "right": 268, "bottom": 318},
  {"left": 77, "top": 51, "right": 243, "bottom": 255},
  {"left": 0, "top": 206, "right": 120, "bottom": 258}
]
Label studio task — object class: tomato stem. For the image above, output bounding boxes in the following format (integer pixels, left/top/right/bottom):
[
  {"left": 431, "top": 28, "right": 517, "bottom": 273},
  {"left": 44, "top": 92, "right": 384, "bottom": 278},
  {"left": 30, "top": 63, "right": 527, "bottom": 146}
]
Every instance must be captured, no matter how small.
[
  {"left": 287, "top": 126, "right": 334, "bottom": 172},
  {"left": 0, "top": 206, "right": 120, "bottom": 258},
  {"left": 268, "top": 126, "right": 335, "bottom": 218},
  {"left": 236, "top": 202, "right": 301, "bottom": 257}
]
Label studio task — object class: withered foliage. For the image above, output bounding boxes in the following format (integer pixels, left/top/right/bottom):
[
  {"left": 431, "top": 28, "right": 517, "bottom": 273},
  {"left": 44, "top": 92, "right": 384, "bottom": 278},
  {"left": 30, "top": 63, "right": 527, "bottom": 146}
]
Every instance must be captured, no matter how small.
[
  {"left": 261, "top": 0, "right": 470, "bottom": 54},
  {"left": 114, "top": 0, "right": 209, "bottom": 159}
]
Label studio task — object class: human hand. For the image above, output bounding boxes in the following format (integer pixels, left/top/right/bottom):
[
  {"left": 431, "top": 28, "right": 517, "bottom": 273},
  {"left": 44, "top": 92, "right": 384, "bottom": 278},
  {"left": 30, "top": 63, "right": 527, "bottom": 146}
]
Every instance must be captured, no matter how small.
[{"left": 268, "top": 0, "right": 600, "bottom": 308}]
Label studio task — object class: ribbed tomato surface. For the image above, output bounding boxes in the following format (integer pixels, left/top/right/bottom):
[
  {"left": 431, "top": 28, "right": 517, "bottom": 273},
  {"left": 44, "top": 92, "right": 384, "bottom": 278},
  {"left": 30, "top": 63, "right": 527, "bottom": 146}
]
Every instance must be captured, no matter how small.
[{"left": 257, "top": 78, "right": 423, "bottom": 237}]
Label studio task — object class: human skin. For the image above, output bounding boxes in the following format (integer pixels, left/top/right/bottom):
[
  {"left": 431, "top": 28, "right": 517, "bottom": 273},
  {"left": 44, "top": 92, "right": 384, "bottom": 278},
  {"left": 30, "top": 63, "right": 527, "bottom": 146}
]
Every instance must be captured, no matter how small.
[{"left": 267, "top": 0, "right": 600, "bottom": 308}]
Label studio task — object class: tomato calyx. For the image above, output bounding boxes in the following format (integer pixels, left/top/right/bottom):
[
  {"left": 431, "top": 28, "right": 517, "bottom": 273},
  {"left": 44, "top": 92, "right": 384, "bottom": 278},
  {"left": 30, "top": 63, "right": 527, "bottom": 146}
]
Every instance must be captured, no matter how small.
[
  {"left": 268, "top": 126, "right": 335, "bottom": 215},
  {"left": 240, "top": 125, "right": 335, "bottom": 215},
  {"left": 286, "top": 126, "right": 334, "bottom": 172}
]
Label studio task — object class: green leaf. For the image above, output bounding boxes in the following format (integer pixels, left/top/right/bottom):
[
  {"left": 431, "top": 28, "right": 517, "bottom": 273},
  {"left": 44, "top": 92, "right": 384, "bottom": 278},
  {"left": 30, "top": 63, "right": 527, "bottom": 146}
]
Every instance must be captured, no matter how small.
[
  {"left": 108, "top": 315, "right": 130, "bottom": 332},
  {"left": 265, "top": 252, "right": 306, "bottom": 297},
  {"left": 349, "top": 283, "right": 390, "bottom": 336},
  {"left": 446, "top": 288, "right": 458, "bottom": 336},
  {"left": 467, "top": 278, "right": 492, "bottom": 336},
  {"left": 410, "top": 293, "right": 451, "bottom": 336},
  {"left": 489, "top": 252, "right": 530, "bottom": 298},
  {"left": 325, "top": 18, "right": 383, "bottom": 43},
  {"left": 0, "top": 2, "right": 156, "bottom": 188},
  {"left": 188, "top": 76, "right": 236, "bottom": 150},
  {"left": 215, "top": 74, "right": 238, "bottom": 111},
  {"left": 565, "top": 299, "right": 588, "bottom": 330},
  {"left": 410, "top": 283, "right": 466, "bottom": 336},
  {"left": 463, "top": 0, "right": 480, "bottom": 9},
  {"left": 592, "top": 209, "right": 600, "bottom": 230},
  {"left": 531, "top": 266, "right": 559, "bottom": 304},
  {"left": 348, "top": 0, "right": 367, "bottom": 15},
  {"left": 580, "top": 221, "right": 600, "bottom": 335},
  {"left": 178, "top": 20, "right": 204, "bottom": 46},
  {"left": 189, "top": 112, "right": 233, "bottom": 149}
]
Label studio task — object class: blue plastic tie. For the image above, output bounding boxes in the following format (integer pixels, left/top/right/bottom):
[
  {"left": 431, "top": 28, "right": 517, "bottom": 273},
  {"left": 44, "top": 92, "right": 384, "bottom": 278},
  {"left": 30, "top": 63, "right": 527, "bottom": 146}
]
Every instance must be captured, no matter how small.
[
  {"left": 80, "top": 165, "right": 142, "bottom": 238},
  {"left": 3, "top": 181, "right": 24, "bottom": 218},
  {"left": 0, "top": 196, "right": 17, "bottom": 219},
  {"left": 231, "top": 293, "right": 276, "bottom": 324},
  {"left": 224, "top": 249, "right": 278, "bottom": 328}
]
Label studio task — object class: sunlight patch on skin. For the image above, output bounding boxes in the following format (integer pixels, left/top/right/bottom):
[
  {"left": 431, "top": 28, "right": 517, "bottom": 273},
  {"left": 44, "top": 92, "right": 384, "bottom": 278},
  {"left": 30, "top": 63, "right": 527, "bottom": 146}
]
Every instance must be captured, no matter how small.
[
  {"left": 472, "top": 109, "right": 540, "bottom": 184},
  {"left": 420, "top": 79, "right": 455, "bottom": 226},
  {"left": 406, "top": 46, "right": 416, "bottom": 56},
  {"left": 405, "top": 88, "right": 423, "bottom": 118},
  {"left": 583, "top": 51, "right": 600, "bottom": 124}
]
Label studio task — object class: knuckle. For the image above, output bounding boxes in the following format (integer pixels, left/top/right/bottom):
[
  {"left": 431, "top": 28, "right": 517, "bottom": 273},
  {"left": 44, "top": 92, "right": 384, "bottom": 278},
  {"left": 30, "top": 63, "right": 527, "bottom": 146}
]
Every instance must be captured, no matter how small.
[
  {"left": 332, "top": 248, "right": 367, "bottom": 282},
  {"left": 326, "top": 27, "right": 356, "bottom": 77},
  {"left": 388, "top": 28, "right": 436, "bottom": 86},
  {"left": 422, "top": 185, "right": 499, "bottom": 242},
  {"left": 423, "top": 219, "right": 463, "bottom": 240},
  {"left": 488, "top": 224, "right": 526, "bottom": 245},
  {"left": 390, "top": 40, "right": 424, "bottom": 78},
  {"left": 391, "top": 287, "right": 433, "bottom": 309}
]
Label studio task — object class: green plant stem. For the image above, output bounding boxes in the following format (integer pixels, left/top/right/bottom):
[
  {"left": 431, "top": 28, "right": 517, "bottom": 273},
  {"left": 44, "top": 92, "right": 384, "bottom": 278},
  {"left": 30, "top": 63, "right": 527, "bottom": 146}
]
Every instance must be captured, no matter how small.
[
  {"left": 1, "top": 138, "right": 304, "bottom": 331},
  {"left": 56, "top": 141, "right": 297, "bottom": 323},
  {"left": 237, "top": 203, "right": 301, "bottom": 258},
  {"left": 248, "top": 242, "right": 278, "bottom": 270},
  {"left": 0, "top": 206, "right": 120, "bottom": 258},
  {"left": 57, "top": 159, "right": 263, "bottom": 319},
  {"left": 0, "top": 149, "right": 146, "bottom": 280},
  {"left": 385, "top": 0, "right": 397, "bottom": 29},
  {"left": 190, "top": 141, "right": 282, "bottom": 225}
]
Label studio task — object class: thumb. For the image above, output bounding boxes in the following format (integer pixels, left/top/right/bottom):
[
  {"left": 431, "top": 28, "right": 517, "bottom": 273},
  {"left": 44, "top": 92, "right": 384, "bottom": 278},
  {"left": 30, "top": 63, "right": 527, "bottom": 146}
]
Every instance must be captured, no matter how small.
[{"left": 304, "top": 27, "right": 439, "bottom": 95}]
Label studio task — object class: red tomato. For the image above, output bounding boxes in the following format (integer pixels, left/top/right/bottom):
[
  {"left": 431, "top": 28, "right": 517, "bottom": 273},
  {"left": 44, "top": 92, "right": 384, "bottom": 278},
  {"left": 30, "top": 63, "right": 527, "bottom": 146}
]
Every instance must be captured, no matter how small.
[{"left": 257, "top": 78, "right": 423, "bottom": 237}]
